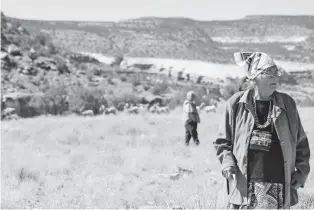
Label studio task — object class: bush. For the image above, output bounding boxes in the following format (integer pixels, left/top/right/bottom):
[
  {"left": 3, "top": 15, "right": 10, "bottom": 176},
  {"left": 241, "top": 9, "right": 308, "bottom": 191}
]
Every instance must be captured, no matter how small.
[
  {"left": 177, "top": 71, "right": 184, "bottom": 81},
  {"left": 69, "top": 53, "right": 100, "bottom": 64},
  {"left": 26, "top": 32, "right": 58, "bottom": 56},
  {"left": 143, "top": 84, "right": 150, "bottom": 91},
  {"left": 42, "top": 84, "right": 69, "bottom": 115},
  {"left": 107, "top": 76, "right": 115, "bottom": 85},
  {"left": 165, "top": 84, "right": 214, "bottom": 108},
  {"left": 297, "top": 95, "right": 314, "bottom": 107},
  {"left": 86, "top": 70, "right": 94, "bottom": 82},
  {"left": 132, "top": 63, "right": 153, "bottom": 70},
  {"left": 167, "top": 91, "right": 185, "bottom": 109},
  {"left": 92, "top": 67, "right": 102, "bottom": 76},
  {"left": 51, "top": 55, "right": 69, "bottom": 73},
  {"left": 150, "top": 79, "right": 170, "bottom": 95},
  {"left": 28, "top": 94, "right": 46, "bottom": 116},
  {"left": 131, "top": 73, "right": 142, "bottom": 87},
  {"left": 120, "top": 76, "right": 127, "bottom": 82},
  {"left": 278, "top": 71, "right": 297, "bottom": 85},
  {"left": 221, "top": 77, "right": 243, "bottom": 100},
  {"left": 68, "top": 86, "right": 106, "bottom": 114},
  {"left": 196, "top": 76, "right": 204, "bottom": 84},
  {"left": 108, "top": 92, "right": 142, "bottom": 109}
]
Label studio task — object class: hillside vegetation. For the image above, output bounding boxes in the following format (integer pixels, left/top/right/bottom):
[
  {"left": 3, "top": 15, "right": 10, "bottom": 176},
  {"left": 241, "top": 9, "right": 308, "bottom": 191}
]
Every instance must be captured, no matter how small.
[
  {"left": 8, "top": 15, "right": 314, "bottom": 63},
  {"left": 1, "top": 12, "right": 228, "bottom": 118},
  {"left": 1, "top": 12, "right": 314, "bottom": 120}
]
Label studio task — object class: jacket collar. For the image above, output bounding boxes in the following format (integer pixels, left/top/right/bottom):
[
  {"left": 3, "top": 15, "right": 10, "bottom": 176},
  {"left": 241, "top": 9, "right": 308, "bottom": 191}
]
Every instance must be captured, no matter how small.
[
  {"left": 238, "top": 89, "right": 286, "bottom": 110},
  {"left": 184, "top": 99, "right": 195, "bottom": 104},
  {"left": 237, "top": 89, "right": 286, "bottom": 120}
]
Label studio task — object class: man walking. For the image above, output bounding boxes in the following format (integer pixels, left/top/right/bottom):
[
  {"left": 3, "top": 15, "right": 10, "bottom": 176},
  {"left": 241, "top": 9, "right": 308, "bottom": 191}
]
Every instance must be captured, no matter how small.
[{"left": 182, "top": 91, "right": 200, "bottom": 146}]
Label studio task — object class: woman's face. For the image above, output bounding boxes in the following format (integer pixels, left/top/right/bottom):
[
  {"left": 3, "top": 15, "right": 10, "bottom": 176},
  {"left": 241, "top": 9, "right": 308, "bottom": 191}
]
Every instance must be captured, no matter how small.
[{"left": 254, "top": 66, "right": 280, "bottom": 94}]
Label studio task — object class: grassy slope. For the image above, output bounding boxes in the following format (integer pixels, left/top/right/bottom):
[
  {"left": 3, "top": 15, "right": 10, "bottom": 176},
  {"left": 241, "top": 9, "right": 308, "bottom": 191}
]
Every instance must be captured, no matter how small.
[{"left": 2, "top": 106, "right": 314, "bottom": 209}]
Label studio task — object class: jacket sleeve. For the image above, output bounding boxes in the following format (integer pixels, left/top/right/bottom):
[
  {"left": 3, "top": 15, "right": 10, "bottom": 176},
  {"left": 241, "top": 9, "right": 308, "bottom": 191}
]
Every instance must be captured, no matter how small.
[
  {"left": 213, "top": 101, "right": 237, "bottom": 173},
  {"left": 292, "top": 109, "right": 311, "bottom": 187},
  {"left": 194, "top": 108, "right": 200, "bottom": 122},
  {"left": 184, "top": 102, "right": 197, "bottom": 122}
]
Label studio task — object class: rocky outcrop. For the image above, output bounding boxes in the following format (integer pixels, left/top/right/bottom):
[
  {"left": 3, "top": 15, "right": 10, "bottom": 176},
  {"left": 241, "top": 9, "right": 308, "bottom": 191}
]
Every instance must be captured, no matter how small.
[
  {"left": 34, "top": 56, "right": 58, "bottom": 71},
  {"left": 7, "top": 44, "right": 22, "bottom": 56}
]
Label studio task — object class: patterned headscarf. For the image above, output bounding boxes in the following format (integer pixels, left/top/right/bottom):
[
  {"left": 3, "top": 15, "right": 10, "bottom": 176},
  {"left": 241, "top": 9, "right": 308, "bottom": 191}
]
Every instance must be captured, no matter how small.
[{"left": 234, "top": 52, "right": 278, "bottom": 80}]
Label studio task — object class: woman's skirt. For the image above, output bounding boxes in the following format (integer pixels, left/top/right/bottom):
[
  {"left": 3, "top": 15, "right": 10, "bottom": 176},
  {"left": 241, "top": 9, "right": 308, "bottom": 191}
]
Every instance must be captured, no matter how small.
[{"left": 247, "top": 182, "right": 284, "bottom": 209}]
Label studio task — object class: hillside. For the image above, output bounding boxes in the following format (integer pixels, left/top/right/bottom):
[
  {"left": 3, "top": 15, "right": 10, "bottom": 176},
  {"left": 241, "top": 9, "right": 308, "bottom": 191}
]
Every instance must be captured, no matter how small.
[
  {"left": 1, "top": 12, "right": 314, "bottom": 120},
  {"left": 1, "top": 12, "right": 228, "bottom": 118},
  {"left": 7, "top": 15, "right": 314, "bottom": 63},
  {"left": 2, "top": 13, "right": 314, "bottom": 209}
]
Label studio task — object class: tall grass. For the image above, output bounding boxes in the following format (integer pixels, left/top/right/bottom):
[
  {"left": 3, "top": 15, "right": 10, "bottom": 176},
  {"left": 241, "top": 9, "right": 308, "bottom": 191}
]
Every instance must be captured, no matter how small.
[{"left": 1, "top": 107, "right": 314, "bottom": 209}]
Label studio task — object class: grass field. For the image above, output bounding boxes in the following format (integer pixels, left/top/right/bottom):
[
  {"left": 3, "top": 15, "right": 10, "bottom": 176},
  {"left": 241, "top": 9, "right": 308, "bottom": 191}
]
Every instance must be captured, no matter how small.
[{"left": 1, "top": 106, "right": 314, "bottom": 209}]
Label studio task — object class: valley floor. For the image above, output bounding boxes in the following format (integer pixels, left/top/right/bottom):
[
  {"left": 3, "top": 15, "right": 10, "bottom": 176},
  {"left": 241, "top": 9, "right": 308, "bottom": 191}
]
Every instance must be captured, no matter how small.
[{"left": 1, "top": 107, "right": 314, "bottom": 209}]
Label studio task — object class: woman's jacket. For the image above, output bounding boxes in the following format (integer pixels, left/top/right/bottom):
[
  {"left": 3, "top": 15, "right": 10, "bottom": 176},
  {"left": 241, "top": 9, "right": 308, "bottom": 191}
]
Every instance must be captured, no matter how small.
[{"left": 213, "top": 89, "right": 310, "bottom": 208}]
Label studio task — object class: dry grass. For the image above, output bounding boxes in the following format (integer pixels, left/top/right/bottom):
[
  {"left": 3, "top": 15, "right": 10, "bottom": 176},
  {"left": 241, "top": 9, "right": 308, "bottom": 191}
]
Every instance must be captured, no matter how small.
[{"left": 1, "top": 106, "right": 314, "bottom": 209}]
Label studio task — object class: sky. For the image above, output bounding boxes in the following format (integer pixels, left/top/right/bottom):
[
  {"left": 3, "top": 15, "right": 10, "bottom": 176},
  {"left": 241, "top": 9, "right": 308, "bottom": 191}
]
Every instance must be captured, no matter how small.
[{"left": 1, "top": 0, "right": 314, "bottom": 22}]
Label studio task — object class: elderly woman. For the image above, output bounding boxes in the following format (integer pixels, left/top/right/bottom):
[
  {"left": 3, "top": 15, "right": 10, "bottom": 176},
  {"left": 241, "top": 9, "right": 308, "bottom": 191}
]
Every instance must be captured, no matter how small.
[
  {"left": 182, "top": 91, "right": 200, "bottom": 146},
  {"left": 213, "top": 52, "right": 310, "bottom": 209}
]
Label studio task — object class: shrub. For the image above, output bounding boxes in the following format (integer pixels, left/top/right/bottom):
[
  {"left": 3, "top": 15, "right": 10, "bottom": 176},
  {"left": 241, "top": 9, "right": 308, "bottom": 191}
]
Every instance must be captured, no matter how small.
[
  {"left": 177, "top": 71, "right": 184, "bottom": 81},
  {"left": 196, "top": 76, "right": 204, "bottom": 84},
  {"left": 165, "top": 84, "right": 215, "bottom": 108},
  {"left": 28, "top": 94, "right": 46, "bottom": 116},
  {"left": 92, "top": 67, "right": 102, "bottom": 76},
  {"left": 131, "top": 73, "right": 142, "bottom": 87},
  {"left": 108, "top": 92, "right": 142, "bottom": 108},
  {"left": 143, "top": 84, "right": 150, "bottom": 91},
  {"left": 86, "top": 70, "right": 94, "bottom": 82},
  {"left": 298, "top": 95, "right": 314, "bottom": 107},
  {"left": 278, "top": 71, "right": 297, "bottom": 85},
  {"left": 42, "top": 84, "right": 69, "bottom": 115},
  {"left": 167, "top": 91, "right": 185, "bottom": 109},
  {"left": 51, "top": 55, "right": 70, "bottom": 73},
  {"left": 107, "top": 76, "right": 115, "bottom": 85},
  {"left": 221, "top": 77, "right": 244, "bottom": 100},
  {"left": 150, "top": 79, "right": 170, "bottom": 95},
  {"left": 25, "top": 32, "right": 58, "bottom": 56},
  {"left": 132, "top": 63, "right": 153, "bottom": 70},
  {"left": 69, "top": 53, "right": 100, "bottom": 64},
  {"left": 68, "top": 86, "right": 106, "bottom": 114},
  {"left": 120, "top": 76, "right": 127, "bottom": 82}
]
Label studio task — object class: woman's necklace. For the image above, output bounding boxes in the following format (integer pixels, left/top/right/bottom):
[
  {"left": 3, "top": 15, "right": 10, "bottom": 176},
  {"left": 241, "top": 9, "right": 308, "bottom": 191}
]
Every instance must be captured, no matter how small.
[{"left": 252, "top": 96, "right": 273, "bottom": 129}]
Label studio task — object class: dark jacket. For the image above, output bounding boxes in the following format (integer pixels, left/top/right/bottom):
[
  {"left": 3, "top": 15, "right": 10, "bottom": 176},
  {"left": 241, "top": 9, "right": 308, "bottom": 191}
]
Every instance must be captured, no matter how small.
[{"left": 213, "top": 89, "right": 310, "bottom": 208}]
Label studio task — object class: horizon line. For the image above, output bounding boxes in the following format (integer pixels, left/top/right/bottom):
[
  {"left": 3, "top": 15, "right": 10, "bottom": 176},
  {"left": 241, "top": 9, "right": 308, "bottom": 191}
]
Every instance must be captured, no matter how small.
[{"left": 3, "top": 11, "right": 314, "bottom": 23}]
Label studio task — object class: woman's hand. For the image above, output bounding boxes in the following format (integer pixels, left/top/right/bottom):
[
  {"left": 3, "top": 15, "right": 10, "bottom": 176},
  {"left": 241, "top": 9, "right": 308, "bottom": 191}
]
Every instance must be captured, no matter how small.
[
  {"left": 291, "top": 171, "right": 304, "bottom": 190},
  {"left": 291, "top": 179, "right": 302, "bottom": 190},
  {"left": 222, "top": 166, "right": 237, "bottom": 180}
]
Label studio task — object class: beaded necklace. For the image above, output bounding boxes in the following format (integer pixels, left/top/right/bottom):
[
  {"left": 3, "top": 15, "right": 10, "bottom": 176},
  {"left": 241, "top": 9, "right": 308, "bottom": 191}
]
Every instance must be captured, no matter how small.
[{"left": 252, "top": 96, "right": 273, "bottom": 129}]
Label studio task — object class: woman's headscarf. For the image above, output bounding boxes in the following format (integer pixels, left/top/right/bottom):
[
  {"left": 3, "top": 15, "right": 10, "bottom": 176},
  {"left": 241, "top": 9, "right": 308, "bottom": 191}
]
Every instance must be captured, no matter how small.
[{"left": 234, "top": 52, "right": 278, "bottom": 80}]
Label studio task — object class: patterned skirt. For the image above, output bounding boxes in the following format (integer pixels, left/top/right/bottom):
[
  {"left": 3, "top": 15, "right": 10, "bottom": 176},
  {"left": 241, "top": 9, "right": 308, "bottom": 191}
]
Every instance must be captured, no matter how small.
[{"left": 247, "top": 182, "right": 284, "bottom": 209}]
